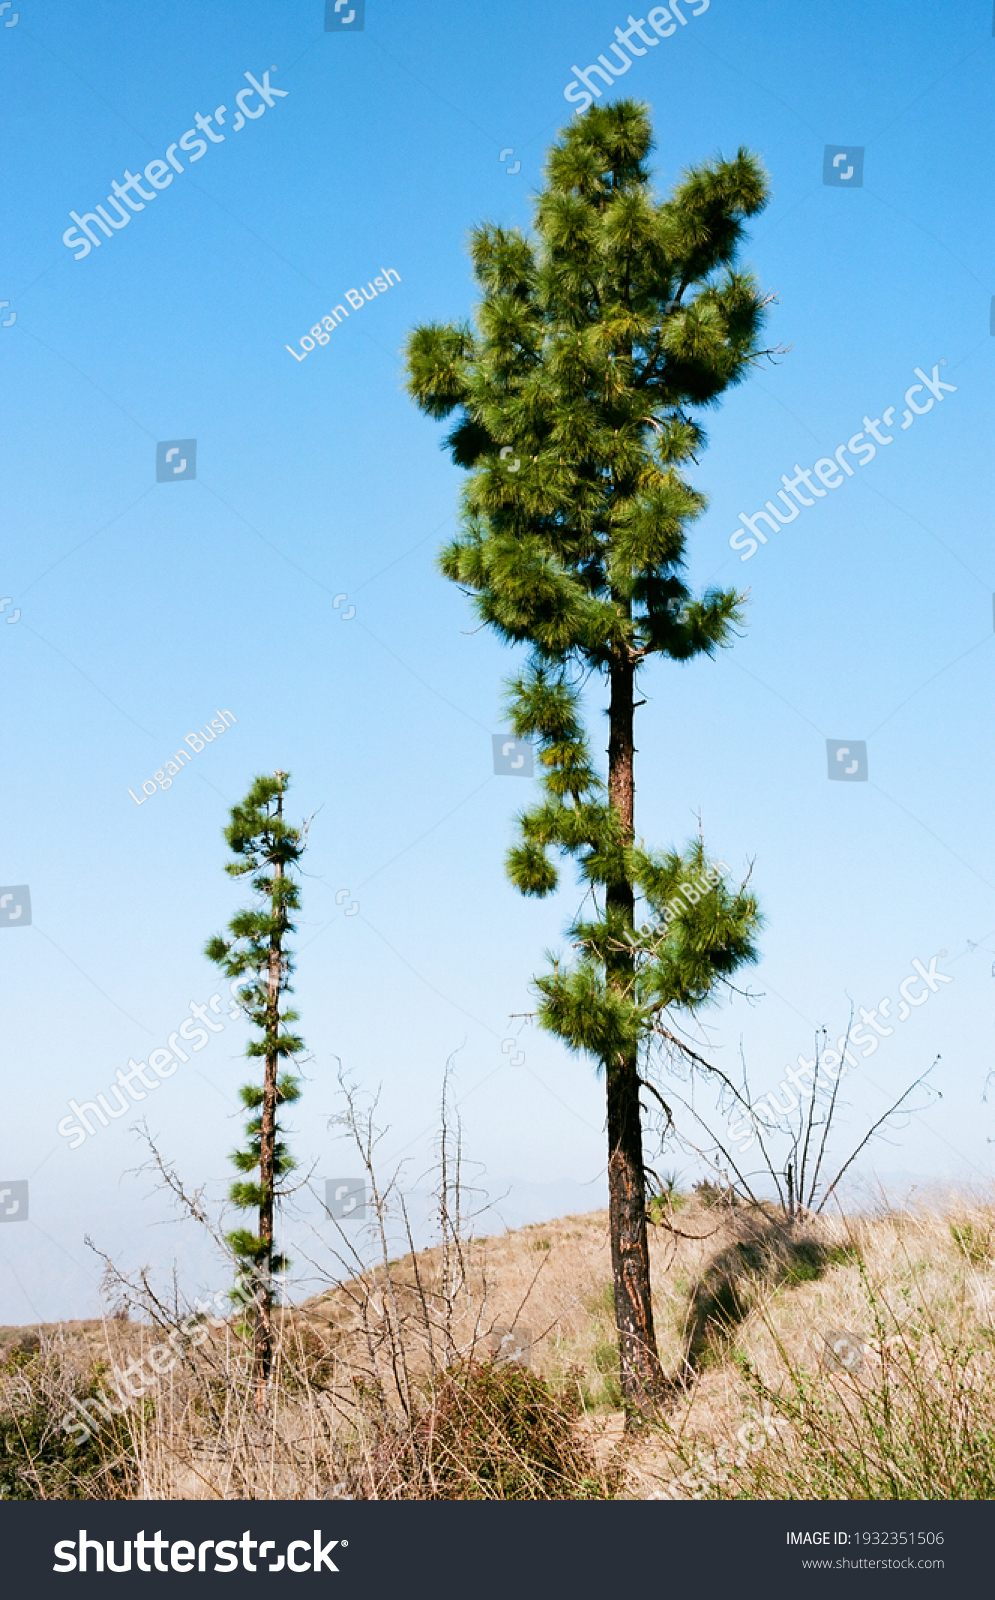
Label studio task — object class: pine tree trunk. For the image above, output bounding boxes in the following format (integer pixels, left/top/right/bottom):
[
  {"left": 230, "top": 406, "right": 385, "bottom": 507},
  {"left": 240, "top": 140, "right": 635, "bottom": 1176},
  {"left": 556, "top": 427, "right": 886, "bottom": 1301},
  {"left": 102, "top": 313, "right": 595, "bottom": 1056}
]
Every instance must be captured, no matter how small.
[
  {"left": 606, "top": 647, "right": 665, "bottom": 1417},
  {"left": 255, "top": 1019, "right": 277, "bottom": 1398},
  {"left": 255, "top": 818, "right": 284, "bottom": 1401}
]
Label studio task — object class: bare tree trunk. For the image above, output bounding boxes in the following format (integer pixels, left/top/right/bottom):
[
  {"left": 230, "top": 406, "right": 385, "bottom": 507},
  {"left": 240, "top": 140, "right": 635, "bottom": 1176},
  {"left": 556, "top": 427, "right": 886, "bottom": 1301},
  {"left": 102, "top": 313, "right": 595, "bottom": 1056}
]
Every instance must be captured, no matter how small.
[{"left": 606, "top": 646, "right": 664, "bottom": 1418}]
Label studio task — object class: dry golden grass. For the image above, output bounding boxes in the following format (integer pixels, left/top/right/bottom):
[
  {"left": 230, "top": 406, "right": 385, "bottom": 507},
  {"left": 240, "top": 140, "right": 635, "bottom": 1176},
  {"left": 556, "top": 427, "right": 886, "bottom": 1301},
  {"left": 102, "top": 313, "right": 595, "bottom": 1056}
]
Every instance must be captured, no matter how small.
[
  {"left": 4, "top": 1195, "right": 995, "bottom": 1499},
  {"left": 626, "top": 1197, "right": 995, "bottom": 1500}
]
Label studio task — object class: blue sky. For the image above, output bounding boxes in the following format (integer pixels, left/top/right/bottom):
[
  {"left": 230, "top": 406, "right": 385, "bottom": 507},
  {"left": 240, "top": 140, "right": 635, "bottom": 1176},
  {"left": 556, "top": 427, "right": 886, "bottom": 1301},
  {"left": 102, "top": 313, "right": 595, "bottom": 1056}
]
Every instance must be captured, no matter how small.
[{"left": 2, "top": 0, "right": 994, "bottom": 1321}]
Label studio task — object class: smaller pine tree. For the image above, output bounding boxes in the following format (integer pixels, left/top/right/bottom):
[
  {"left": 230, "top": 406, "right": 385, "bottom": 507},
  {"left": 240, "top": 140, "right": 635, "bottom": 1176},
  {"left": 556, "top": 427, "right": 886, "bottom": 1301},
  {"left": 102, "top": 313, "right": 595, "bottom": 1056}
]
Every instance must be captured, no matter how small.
[{"left": 205, "top": 771, "right": 307, "bottom": 1393}]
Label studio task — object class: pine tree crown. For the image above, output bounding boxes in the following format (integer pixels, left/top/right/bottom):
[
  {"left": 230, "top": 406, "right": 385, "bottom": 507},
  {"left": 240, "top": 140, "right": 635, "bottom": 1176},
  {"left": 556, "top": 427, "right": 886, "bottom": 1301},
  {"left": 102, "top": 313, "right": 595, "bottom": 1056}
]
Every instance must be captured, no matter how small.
[
  {"left": 404, "top": 100, "right": 768, "bottom": 1068},
  {"left": 406, "top": 99, "right": 771, "bottom": 670}
]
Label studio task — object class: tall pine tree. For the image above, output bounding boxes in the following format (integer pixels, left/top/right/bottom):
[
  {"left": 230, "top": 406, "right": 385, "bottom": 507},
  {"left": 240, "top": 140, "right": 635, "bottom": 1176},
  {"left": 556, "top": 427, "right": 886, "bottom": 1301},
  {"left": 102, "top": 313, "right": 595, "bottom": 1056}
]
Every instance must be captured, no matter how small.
[
  {"left": 405, "top": 102, "right": 768, "bottom": 1414},
  {"left": 205, "top": 771, "right": 306, "bottom": 1394}
]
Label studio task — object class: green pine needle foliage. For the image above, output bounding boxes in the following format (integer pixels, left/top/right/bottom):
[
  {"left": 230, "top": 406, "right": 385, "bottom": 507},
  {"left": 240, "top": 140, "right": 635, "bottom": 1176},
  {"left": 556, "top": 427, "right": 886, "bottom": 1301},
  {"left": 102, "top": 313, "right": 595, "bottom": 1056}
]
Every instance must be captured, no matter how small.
[
  {"left": 406, "top": 100, "right": 768, "bottom": 1075},
  {"left": 206, "top": 772, "right": 307, "bottom": 1294}
]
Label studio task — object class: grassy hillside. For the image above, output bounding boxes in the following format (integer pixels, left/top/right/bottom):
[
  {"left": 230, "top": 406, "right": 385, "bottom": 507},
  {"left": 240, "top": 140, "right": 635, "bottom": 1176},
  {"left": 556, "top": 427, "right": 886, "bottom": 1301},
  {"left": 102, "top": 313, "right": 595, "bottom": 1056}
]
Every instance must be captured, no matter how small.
[{"left": 2, "top": 1195, "right": 994, "bottom": 1499}]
